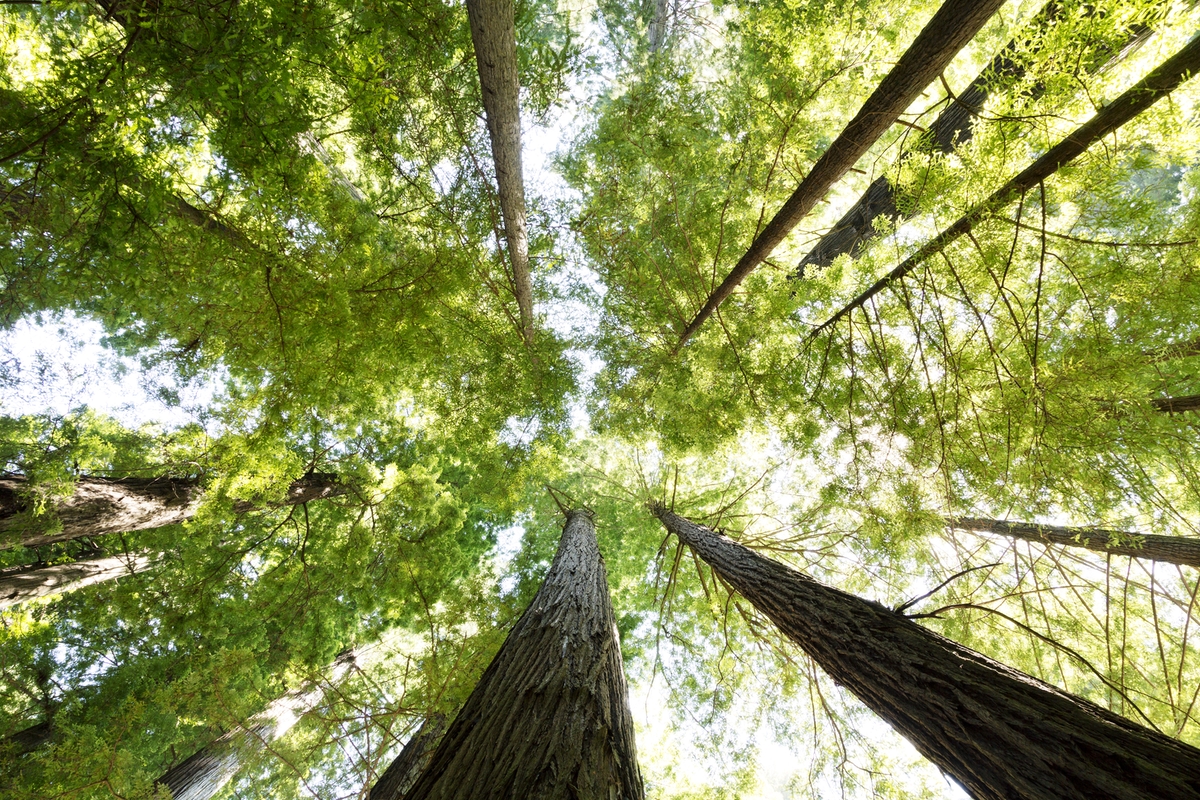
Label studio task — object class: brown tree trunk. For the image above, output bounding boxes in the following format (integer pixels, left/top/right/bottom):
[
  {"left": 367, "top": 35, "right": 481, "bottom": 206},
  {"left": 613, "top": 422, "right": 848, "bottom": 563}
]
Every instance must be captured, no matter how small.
[
  {"left": 0, "top": 474, "right": 344, "bottom": 551},
  {"left": 675, "top": 0, "right": 1006, "bottom": 349},
  {"left": 0, "top": 553, "right": 154, "bottom": 609},
  {"left": 466, "top": 0, "right": 535, "bottom": 347},
  {"left": 808, "top": 35, "right": 1200, "bottom": 340},
  {"left": 402, "top": 510, "right": 644, "bottom": 800},
  {"left": 368, "top": 714, "right": 447, "bottom": 800},
  {"left": 652, "top": 504, "right": 1200, "bottom": 800},
  {"left": 949, "top": 517, "right": 1200, "bottom": 568}
]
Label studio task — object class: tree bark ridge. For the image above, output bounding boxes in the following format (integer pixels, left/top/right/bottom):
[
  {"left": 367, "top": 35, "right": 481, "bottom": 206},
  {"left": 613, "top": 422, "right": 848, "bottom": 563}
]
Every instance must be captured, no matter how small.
[
  {"left": 368, "top": 714, "right": 447, "bottom": 800},
  {"left": 0, "top": 553, "right": 154, "bottom": 609},
  {"left": 949, "top": 517, "right": 1200, "bottom": 568}
]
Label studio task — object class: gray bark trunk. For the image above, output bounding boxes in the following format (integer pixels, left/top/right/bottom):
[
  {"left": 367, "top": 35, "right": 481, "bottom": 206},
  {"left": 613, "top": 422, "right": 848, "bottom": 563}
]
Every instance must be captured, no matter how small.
[
  {"left": 402, "top": 510, "right": 643, "bottom": 800},
  {"left": 466, "top": 0, "right": 535, "bottom": 347},
  {"left": 0, "top": 553, "right": 154, "bottom": 609},
  {"left": 653, "top": 505, "right": 1200, "bottom": 800},
  {"left": 368, "top": 714, "right": 447, "bottom": 800},
  {"left": 949, "top": 517, "right": 1200, "bottom": 568},
  {"left": 808, "top": 35, "right": 1200, "bottom": 340},
  {"left": 675, "top": 0, "right": 1006, "bottom": 348}
]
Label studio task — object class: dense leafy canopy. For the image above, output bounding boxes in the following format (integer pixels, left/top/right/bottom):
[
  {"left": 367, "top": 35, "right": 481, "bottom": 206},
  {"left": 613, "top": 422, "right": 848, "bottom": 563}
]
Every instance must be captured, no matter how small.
[{"left": 3, "top": 0, "right": 1200, "bottom": 797}]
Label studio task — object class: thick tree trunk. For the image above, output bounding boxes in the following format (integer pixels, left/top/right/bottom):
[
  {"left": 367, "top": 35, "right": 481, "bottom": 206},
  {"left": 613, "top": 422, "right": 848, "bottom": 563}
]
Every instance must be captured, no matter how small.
[
  {"left": 652, "top": 504, "right": 1200, "bottom": 800},
  {"left": 2, "top": 720, "right": 54, "bottom": 755},
  {"left": 808, "top": 35, "right": 1200, "bottom": 340},
  {"left": 402, "top": 510, "right": 643, "bottom": 800},
  {"left": 949, "top": 517, "right": 1200, "bottom": 568},
  {"left": 158, "top": 649, "right": 357, "bottom": 800},
  {"left": 368, "top": 714, "right": 447, "bottom": 800},
  {"left": 0, "top": 474, "right": 344, "bottom": 551},
  {"left": 466, "top": 0, "right": 535, "bottom": 347},
  {"left": 675, "top": 0, "right": 1006, "bottom": 349},
  {"left": 0, "top": 553, "right": 154, "bottom": 609}
]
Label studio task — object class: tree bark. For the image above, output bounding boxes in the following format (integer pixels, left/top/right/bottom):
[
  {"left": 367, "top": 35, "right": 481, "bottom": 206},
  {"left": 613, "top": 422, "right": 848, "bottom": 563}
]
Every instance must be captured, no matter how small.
[
  {"left": 675, "top": 0, "right": 1006, "bottom": 349},
  {"left": 808, "top": 34, "right": 1200, "bottom": 340},
  {"left": 0, "top": 474, "right": 344, "bottom": 551},
  {"left": 949, "top": 517, "right": 1200, "bottom": 568},
  {"left": 0, "top": 553, "right": 154, "bottom": 609},
  {"left": 652, "top": 504, "right": 1200, "bottom": 800},
  {"left": 2, "top": 720, "right": 53, "bottom": 755},
  {"left": 466, "top": 0, "right": 535, "bottom": 347},
  {"left": 368, "top": 714, "right": 447, "bottom": 800},
  {"left": 402, "top": 510, "right": 643, "bottom": 800},
  {"left": 158, "top": 649, "right": 357, "bottom": 800}
]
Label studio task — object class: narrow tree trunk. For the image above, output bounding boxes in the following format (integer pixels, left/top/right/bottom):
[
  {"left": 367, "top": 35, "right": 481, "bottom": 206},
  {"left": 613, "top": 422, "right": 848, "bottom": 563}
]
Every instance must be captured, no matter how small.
[
  {"left": 0, "top": 553, "right": 154, "bottom": 609},
  {"left": 158, "top": 649, "right": 357, "bottom": 800},
  {"left": 675, "top": 0, "right": 1006, "bottom": 349},
  {"left": 808, "top": 35, "right": 1200, "bottom": 340},
  {"left": 949, "top": 517, "right": 1200, "bottom": 568},
  {"left": 0, "top": 474, "right": 344, "bottom": 551},
  {"left": 368, "top": 714, "right": 447, "bottom": 800},
  {"left": 466, "top": 0, "right": 535, "bottom": 347},
  {"left": 402, "top": 510, "right": 643, "bottom": 800},
  {"left": 652, "top": 504, "right": 1200, "bottom": 800},
  {"left": 647, "top": 0, "right": 671, "bottom": 54}
]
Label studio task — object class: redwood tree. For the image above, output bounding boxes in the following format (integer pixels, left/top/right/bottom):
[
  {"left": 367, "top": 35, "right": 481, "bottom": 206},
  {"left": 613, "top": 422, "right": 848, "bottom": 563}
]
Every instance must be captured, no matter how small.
[{"left": 0, "top": 553, "right": 154, "bottom": 610}]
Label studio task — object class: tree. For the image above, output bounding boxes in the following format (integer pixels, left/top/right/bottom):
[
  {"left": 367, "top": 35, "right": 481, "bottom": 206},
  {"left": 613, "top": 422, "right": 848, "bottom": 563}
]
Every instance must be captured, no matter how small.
[
  {"left": 368, "top": 714, "right": 447, "bottom": 800},
  {"left": 0, "top": 553, "right": 153, "bottom": 609},
  {"left": 400, "top": 510, "right": 644, "bottom": 800},
  {"left": 949, "top": 518, "right": 1200, "bottom": 568},
  {"left": 653, "top": 504, "right": 1200, "bottom": 799}
]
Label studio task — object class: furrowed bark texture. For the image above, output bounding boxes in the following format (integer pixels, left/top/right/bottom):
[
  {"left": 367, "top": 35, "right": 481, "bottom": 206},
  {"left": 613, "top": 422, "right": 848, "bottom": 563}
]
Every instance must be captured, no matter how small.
[
  {"left": 675, "top": 0, "right": 1006, "bottom": 348},
  {"left": 809, "top": 34, "right": 1200, "bottom": 340},
  {"left": 0, "top": 474, "right": 344, "bottom": 550},
  {"left": 0, "top": 553, "right": 154, "bottom": 609},
  {"left": 402, "top": 510, "right": 643, "bottom": 800},
  {"left": 159, "top": 650, "right": 357, "bottom": 800},
  {"left": 467, "top": 0, "right": 535, "bottom": 347},
  {"left": 950, "top": 517, "right": 1200, "bottom": 568},
  {"left": 369, "top": 714, "right": 448, "bottom": 800},
  {"left": 653, "top": 505, "right": 1200, "bottom": 800}
]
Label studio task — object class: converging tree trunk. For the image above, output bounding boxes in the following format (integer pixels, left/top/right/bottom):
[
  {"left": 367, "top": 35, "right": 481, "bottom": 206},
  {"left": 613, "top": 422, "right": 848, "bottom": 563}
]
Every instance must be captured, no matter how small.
[
  {"left": 157, "top": 649, "right": 358, "bottom": 800},
  {"left": 949, "top": 517, "right": 1200, "bottom": 569},
  {"left": 368, "top": 714, "right": 447, "bottom": 800},
  {"left": 652, "top": 504, "right": 1200, "bottom": 800},
  {"left": 466, "top": 0, "right": 535, "bottom": 347},
  {"left": 0, "top": 474, "right": 345, "bottom": 551},
  {"left": 0, "top": 553, "right": 154, "bottom": 610},
  {"left": 401, "top": 509, "right": 643, "bottom": 800},
  {"left": 675, "top": 0, "right": 1006, "bottom": 348}
]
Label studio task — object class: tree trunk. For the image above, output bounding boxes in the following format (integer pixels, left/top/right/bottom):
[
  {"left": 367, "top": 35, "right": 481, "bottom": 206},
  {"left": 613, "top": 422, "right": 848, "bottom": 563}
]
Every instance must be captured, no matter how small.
[
  {"left": 2, "top": 720, "right": 54, "bottom": 756},
  {"left": 675, "top": 0, "right": 1006, "bottom": 349},
  {"left": 368, "top": 714, "right": 447, "bottom": 800},
  {"left": 0, "top": 474, "right": 344, "bottom": 551},
  {"left": 652, "top": 504, "right": 1200, "bottom": 800},
  {"left": 0, "top": 553, "right": 154, "bottom": 609},
  {"left": 466, "top": 0, "right": 535, "bottom": 347},
  {"left": 158, "top": 649, "right": 358, "bottom": 800},
  {"left": 949, "top": 517, "right": 1200, "bottom": 568},
  {"left": 808, "top": 35, "right": 1200, "bottom": 340},
  {"left": 402, "top": 510, "right": 644, "bottom": 800}
]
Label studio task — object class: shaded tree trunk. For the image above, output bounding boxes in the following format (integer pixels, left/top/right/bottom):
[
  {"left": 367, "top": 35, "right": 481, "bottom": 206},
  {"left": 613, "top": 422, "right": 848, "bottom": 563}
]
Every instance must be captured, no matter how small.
[
  {"left": 949, "top": 517, "right": 1200, "bottom": 568},
  {"left": 158, "top": 649, "right": 357, "bottom": 800},
  {"left": 675, "top": 0, "right": 1006, "bottom": 349},
  {"left": 368, "top": 714, "right": 447, "bottom": 800},
  {"left": 653, "top": 504, "right": 1200, "bottom": 800},
  {"left": 466, "top": 0, "right": 535, "bottom": 347},
  {"left": 2, "top": 720, "right": 54, "bottom": 756},
  {"left": 0, "top": 474, "right": 344, "bottom": 551},
  {"left": 0, "top": 553, "right": 154, "bottom": 609},
  {"left": 402, "top": 510, "right": 643, "bottom": 800},
  {"left": 808, "top": 35, "right": 1200, "bottom": 340}
]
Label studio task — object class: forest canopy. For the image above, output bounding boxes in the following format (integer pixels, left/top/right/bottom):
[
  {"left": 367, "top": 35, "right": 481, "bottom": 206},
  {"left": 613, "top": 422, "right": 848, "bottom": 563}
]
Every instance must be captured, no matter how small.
[{"left": 3, "top": 0, "right": 1200, "bottom": 797}]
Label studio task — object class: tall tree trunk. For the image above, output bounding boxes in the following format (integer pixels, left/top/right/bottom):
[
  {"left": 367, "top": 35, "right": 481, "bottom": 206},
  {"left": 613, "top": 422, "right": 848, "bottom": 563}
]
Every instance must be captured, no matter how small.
[
  {"left": 0, "top": 474, "right": 344, "bottom": 551},
  {"left": 674, "top": 0, "right": 1006, "bottom": 349},
  {"left": 652, "top": 504, "right": 1200, "bottom": 800},
  {"left": 402, "top": 510, "right": 644, "bottom": 800},
  {"left": 949, "top": 517, "right": 1200, "bottom": 568},
  {"left": 808, "top": 35, "right": 1200, "bottom": 340},
  {"left": 2, "top": 720, "right": 53, "bottom": 755},
  {"left": 368, "top": 714, "right": 447, "bottom": 800},
  {"left": 0, "top": 553, "right": 154, "bottom": 609},
  {"left": 466, "top": 0, "right": 535, "bottom": 347},
  {"left": 158, "top": 649, "right": 357, "bottom": 800}
]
